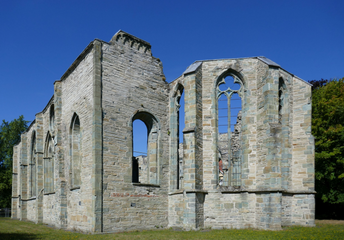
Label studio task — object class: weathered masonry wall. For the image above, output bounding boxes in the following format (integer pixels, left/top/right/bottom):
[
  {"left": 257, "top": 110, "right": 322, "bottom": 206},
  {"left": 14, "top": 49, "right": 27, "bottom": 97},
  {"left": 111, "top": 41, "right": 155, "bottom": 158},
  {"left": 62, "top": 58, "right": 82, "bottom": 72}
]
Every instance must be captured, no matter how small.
[
  {"left": 60, "top": 42, "right": 96, "bottom": 232},
  {"left": 12, "top": 42, "right": 98, "bottom": 232},
  {"left": 12, "top": 30, "right": 314, "bottom": 232},
  {"left": 168, "top": 58, "right": 314, "bottom": 230},
  {"left": 101, "top": 31, "right": 169, "bottom": 232}
]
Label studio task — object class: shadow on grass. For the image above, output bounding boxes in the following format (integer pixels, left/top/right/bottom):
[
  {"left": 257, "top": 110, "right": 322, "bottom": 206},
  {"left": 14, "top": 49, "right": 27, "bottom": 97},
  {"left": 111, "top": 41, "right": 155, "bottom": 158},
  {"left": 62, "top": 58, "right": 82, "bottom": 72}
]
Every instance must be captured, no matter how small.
[{"left": 0, "top": 233, "right": 37, "bottom": 240}]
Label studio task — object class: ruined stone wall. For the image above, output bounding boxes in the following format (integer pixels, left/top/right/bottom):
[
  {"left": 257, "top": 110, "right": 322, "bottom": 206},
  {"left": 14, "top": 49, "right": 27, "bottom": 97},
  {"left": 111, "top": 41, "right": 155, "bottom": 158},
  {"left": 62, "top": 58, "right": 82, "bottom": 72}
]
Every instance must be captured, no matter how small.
[
  {"left": 23, "top": 124, "right": 36, "bottom": 222},
  {"left": 136, "top": 155, "right": 148, "bottom": 183},
  {"left": 204, "top": 192, "right": 256, "bottom": 229},
  {"left": 101, "top": 31, "right": 169, "bottom": 232},
  {"left": 289, "top": 76, "right": 315, "bottom": 225},
  {"left": 168, "top": 193, "right": 184, "bottom": 227},
  {"left": 201, "top": 59, "right": 258, "bottom": 191},
  {"left": 27, "top": 199, "right": 37, "bottom": 222},
  {"left": 12, "top": 31, "right": 314, "bottom": 232},
  {"left": 17, "top": 40, "right": 100, "bottom": 231},
  {"left": 200, "top": 58, "right": 259, "bottom": 229},
  {"left": 291, "top": 77, "right": 314, "bottom": 192},
  {"left": 60, "top": 45, "right": 95, "bottom": 232},
  {"left": 40, "top": 102, "right": 58, "bottom": 226},
  {"left": 167, "top": 58, "right": 314, "bottom": 230},
  {"left": 168, "top": 76, "right": 184, "bottom": 190}
]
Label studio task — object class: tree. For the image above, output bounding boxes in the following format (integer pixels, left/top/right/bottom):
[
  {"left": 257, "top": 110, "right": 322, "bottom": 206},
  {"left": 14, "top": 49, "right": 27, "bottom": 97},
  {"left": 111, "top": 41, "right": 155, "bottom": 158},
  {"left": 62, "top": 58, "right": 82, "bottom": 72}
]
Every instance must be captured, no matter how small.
[
  {"left": 309, "top": 78, "right": 329, "bottom": 91},
  {"left": 311, "top": 78, "right": 344, "bottom": 219},
  {"left": 0, "top": 116, "right": 28, "bottom": 208}
]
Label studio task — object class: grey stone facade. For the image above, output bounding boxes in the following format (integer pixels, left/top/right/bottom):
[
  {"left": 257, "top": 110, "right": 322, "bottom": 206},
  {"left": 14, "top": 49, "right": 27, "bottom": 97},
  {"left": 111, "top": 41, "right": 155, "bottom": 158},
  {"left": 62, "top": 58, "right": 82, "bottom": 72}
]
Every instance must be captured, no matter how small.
[{"left": 12, "top": 31, "right": 315, "bottom": 232}]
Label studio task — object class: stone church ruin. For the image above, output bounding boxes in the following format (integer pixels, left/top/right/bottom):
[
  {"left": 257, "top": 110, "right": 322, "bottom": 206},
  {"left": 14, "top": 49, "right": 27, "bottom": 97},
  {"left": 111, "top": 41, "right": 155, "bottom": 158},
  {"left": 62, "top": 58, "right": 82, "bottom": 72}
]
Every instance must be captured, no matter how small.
[{"left": 11, "top": 30, "right": 315, "bottom": 232}]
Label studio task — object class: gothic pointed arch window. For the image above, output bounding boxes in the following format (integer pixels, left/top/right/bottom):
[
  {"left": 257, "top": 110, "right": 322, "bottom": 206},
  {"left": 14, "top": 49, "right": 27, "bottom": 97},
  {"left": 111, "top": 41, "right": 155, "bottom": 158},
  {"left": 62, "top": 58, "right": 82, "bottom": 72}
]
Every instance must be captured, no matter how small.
[
  {"left": 278, "top": 78, "right": 287, "bottom": 124},
  {"left": 49, "top": 104, "right": 55, "bottom": 132},
  {"left": 132, "top": 111, "right": 160, "bottom": 185},
  {"left": 70, "top": 113, "right": 81, "bottom": 188},
  {"left": 216, "top": 73, "right": 244, "bottom": 187},
  {"left": 44, "top": 132, "right": 54, "bottom": 193},
  {"left": 278, "top": 77, "right": 291, "bottom": 190},
  {"left": 30, "top": 131, "right": 36, "bottom": 197},
  {"left": 169, "top": 83, "right": 185, "bottom": 190}
]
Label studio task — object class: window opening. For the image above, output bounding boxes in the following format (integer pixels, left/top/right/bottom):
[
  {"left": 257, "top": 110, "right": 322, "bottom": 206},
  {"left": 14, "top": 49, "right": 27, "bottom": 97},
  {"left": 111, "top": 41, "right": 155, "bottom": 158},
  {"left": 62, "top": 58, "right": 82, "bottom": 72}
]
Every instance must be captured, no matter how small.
[
  {"left": 132, "top": 112, "right": 159, "bottom": 185},
  {"left": 30, "top": 132, "right": 36, "bottom": 197},
  {"left": 278, "top": 78, "right": 286, "bottom": 124},
  {"left": 177, "top": 90, "right": 184, "bottom": 189},
  {"left": 133, "top": 119, "right": 148, "bottom": 183},
  {"left": 44, "top": 133, "right": 54, "bottom": 193},
  {"left": 278, "top": 78, "right": 290, "bottom": 190},
  {"left": 217, "top": 75, "right": 243, "bottom": 187},
  {"left": 70, "top": 114, "right": 81, "bottom": 187},
  {"left": 49, "top": 104, "right": 55, "bottom": 132},
  {"left": 218, "top": 94, "right": 228, "bottom": 186}
]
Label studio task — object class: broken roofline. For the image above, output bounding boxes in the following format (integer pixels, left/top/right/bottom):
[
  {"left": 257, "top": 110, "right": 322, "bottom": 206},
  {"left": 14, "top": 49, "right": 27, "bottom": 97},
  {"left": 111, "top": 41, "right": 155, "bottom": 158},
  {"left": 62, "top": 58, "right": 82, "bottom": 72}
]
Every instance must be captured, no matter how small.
[{"left": 181, "top": 56, "right": 312, "bottom": 86}]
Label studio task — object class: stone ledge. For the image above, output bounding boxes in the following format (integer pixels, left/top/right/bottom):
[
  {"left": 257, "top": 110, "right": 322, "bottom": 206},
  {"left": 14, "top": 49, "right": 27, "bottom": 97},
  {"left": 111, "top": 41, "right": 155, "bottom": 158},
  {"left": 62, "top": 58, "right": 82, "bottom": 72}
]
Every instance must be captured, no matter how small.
[
  {"left": 44, "top": 192, "right": 56, "bottom": 195},
  {"left": 217, "top": 189, "right": 316, "bottom": 194},
  {"left": 132, "top": 183, "right": 160, "bottom": 188},
  {"left": 202, "top": 187, "right": 316, "bottom": 194},
  {"left": 70, "top": 186, "right": 80, "bottom": 191},
  {"left": 168, "top": 189, "right": 208, "bottom": 195},
  {"left": 182, "top": 127, "right": 196, "bottom": 134},
  {"left": 168, "top": 190, "right": 183, "bottom": 195},
  {"left": 21, "top": 197, "right": 37, "bottom": 201}
]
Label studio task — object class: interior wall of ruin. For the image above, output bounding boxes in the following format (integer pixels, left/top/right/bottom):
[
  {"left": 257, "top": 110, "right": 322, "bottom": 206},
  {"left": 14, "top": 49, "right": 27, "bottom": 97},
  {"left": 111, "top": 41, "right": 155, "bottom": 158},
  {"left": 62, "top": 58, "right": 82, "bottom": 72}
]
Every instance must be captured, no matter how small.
[{"left": 101, "top": 31, "right": 170, "bottom": 232}]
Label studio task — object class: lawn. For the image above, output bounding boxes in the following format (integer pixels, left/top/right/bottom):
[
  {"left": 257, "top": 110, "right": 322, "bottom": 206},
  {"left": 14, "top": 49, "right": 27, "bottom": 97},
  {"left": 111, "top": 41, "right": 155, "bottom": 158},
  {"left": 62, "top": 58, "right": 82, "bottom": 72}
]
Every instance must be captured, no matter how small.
[{"left": 1, "top": 218, "right": 343, "bottom": 240}]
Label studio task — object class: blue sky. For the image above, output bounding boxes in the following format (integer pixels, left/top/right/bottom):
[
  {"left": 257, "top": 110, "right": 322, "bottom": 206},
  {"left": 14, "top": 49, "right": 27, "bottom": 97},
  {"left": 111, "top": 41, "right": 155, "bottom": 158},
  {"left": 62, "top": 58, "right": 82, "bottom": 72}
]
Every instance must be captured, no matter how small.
[{"left": 1, "top": 0, "right": 343, "bottom": 136}]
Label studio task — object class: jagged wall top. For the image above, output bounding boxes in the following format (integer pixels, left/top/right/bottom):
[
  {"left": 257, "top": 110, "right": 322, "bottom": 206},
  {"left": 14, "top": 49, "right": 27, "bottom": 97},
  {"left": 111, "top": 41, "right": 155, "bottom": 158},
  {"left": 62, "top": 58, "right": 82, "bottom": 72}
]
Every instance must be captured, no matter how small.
[{"left": 110, "top": 30, "right": 152, "bottom": 55}]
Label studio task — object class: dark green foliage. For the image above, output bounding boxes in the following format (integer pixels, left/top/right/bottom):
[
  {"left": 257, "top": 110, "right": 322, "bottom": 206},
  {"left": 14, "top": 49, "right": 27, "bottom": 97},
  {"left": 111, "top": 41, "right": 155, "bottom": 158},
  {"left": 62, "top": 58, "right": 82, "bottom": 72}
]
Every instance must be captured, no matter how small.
[
  {"left": 0, "top": 116, "right": 28, "bottom": 208},
  {"left": 311, "top": 78, "right": 344, "bottom": 219},
  {"left": 309, "top": 78, "right": 330, "bottom": 91}
]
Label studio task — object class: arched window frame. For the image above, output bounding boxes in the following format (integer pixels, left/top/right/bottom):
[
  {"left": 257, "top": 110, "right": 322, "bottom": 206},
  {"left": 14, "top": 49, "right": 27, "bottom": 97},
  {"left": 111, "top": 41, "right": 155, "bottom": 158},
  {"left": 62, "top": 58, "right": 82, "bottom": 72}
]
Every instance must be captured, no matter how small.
[
  {"left": 169, "top": 83, "right": 185, "bottom": 190},
  {"left": 215, "top": 71, "right": 245, "bottom": 187},
  {"left": 49, "top": 104, "right": 55, "bottom": 133},
  {"left": 131, "top": 111, "right": 160, "bottom": 185},
  {"left": 70, "top": 113, "right": 81, "bottom": 189},
  {"left": 30, "top": 131, "right": 36, "bottom": 197},
  {"left": 278, "top": 76, "right": 291, "bottom": 190},
  {"left": 44, "top": 132, "right": 54, "bottom": 193},
  {"left": 278, "top": 78, "right": 288, "bottom": 124}
]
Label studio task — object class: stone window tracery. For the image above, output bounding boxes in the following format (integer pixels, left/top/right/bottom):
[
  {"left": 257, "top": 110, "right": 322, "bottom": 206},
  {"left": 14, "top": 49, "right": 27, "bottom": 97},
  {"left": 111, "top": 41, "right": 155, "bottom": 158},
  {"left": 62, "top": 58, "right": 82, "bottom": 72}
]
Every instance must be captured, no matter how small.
[{"left": 216, "top": 74, "right": 244, "bottom": 187}]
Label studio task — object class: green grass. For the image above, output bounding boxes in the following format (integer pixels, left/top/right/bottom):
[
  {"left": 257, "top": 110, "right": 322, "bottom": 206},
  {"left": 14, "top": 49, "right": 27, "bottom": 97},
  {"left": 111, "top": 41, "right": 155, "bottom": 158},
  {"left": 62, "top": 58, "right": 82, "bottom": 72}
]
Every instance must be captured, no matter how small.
[{"left": 1, "top": 218, "right": 344, "bottom": 240}]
